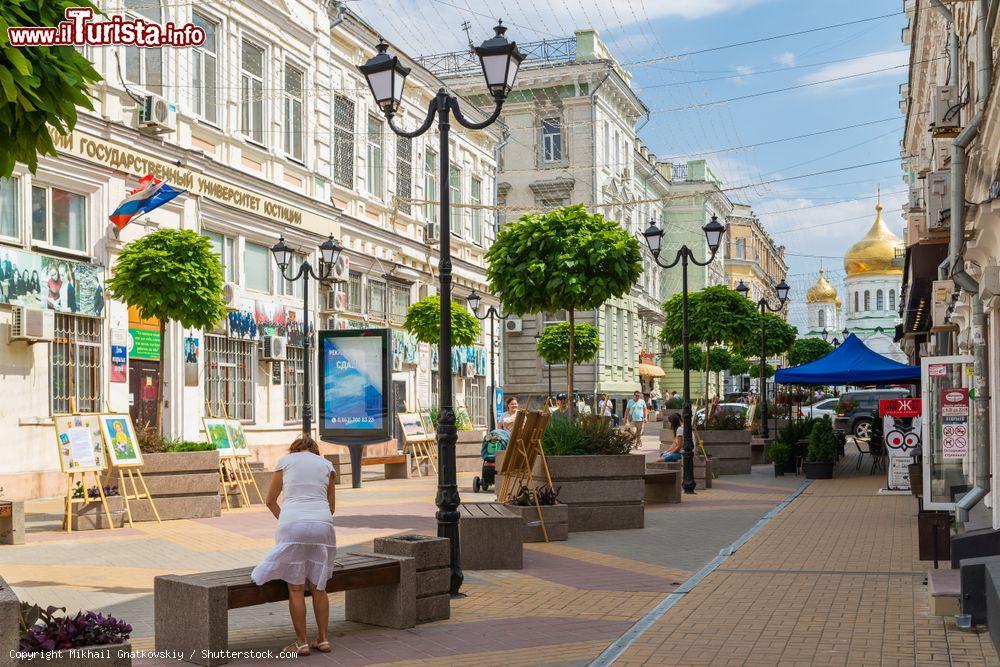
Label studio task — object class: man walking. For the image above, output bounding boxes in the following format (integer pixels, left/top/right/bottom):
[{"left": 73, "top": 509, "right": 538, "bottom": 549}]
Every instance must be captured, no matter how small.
[
  {"left": 598, "top": 393, "right": 618, "bottom": 426},
  {"left": 626, "top": 390, "right": 648, "bottom": 444}
]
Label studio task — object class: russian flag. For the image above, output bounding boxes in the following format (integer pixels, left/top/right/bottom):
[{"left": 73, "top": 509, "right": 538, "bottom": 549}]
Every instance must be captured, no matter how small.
[{"left": 109, "top": 174, "right": 186, "bottom": 230}]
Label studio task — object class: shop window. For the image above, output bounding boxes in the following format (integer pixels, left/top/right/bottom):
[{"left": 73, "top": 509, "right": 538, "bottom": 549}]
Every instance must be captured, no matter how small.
[
  {"left": 205, "top": 334, "right": 255, "bottom": 422},
  {"left": 347, "top": 270, "right": 362, "bottom": 312},
  {"left": 367, "top": 114, "right": 383, "bottom": 199},
  {"left": 284, "top": 345, "right": 304, "bottom": 423},
  {"left": 541, "top": 118, "right": 562, "bottom": 163},
  {"left": 241, "top": 40, "right": 265, "bottom": 144},
  {"left": 876, "top": 289, "right": 884, "bottom": 311},
  {"left": 244, "top": 241, "right": 271, "bottom": 293},
  {"left": 204, "top": 229, "right": 234, "bottom": 282},
  {"left": 123, "top": 0, "right": 163, "bottom": 95},
  {"left": 0, "top": 178, "right": 17, "bottom": 239},
  {"left": 396, "top": 136, "right": 412, "bottom": 214},
  {"left": 388, "top": 281, "right": 410, "bottom": 320},
  {"left": 424, "top": 150, "right": 438, "bottom": 222},
  {"left": 470, "top": 177, "right": 483, "bottom": 245},
  {"left": 333, "top": 95, "right": 355, "bottom": 188},
  {"left": 367, "top": 279, "right": 386, "bottom": 319},
  {"left": 467, "top": 380, "right": 487, "bottom": 428},
  {"left": 283, "top": 64, "right": 304, "bottom": 161},
  {"left": 31, "top": 185, "right": 86, "bottom": 252},
  {"left": 50, "top": 314, "right": 102, "bottom": 415},
  {"left": 278, "top": 254, "right": 303, "bottom": 298},
  {"left": 191, "top": 13, "right": 218, "bottom": 124},
  {"left": 449, "top": 165, "right": 462, "bottom": 234}
]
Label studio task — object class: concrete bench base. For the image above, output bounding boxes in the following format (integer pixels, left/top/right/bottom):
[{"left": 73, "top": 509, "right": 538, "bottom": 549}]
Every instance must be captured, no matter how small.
[
  {"left": 644, "top": 470, "right": 681, "bottom": 504},
  {"left": 374, "top": 535, "right": 451, "bottom": 623},
  {"left": 458, "top": 502, "right": 522, "bottom": 569},
  {"left": 928, "top": 569, "right": 961, "bottom": 616}
]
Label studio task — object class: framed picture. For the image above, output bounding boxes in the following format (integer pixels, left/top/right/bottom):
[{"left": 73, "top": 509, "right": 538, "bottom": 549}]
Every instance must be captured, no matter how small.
[
  {"left": 53, "top": 414, "right": 106, "bottom": 473},
  {"left": 99, "top": 413, "right": 143, "bottom": 467},
  {"left": 226, "top": 420, "right": 251, "bottom": 457},
  {"left": 204, "top": 417, "right": 235, "bottom": 457},
  {"left": 419, "top": 411, "right": 436, "bottom": 438},
  {"left": 397, "top": 412, "right": 427, "bottom": 442},
  {"left": 456, "top": 403, "right": 473, "bottom": 431}
]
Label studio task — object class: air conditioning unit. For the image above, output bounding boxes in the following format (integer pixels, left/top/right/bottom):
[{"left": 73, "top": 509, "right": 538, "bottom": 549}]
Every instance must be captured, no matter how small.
[
  {"left": 329, "top": 254, "right": 350, "bottom": 283},
  {"left": 907, "top": 182, "right": 924, "bottom": 212},
  {"left": 138, "top": 94, "right": 177, "bottom": 135},
  {"left": 981, "top": 266, "right": 1000, "bottom": 299},
  {"left": 504, "top": 318, "right": 523, "bottom": 333},
  {"left": 325, "top": 315, "right": 349, "bottom": 330},
  {"left": 926, "top": 171, "right": 950, "bottom": 230},
  {"left": 323, "top": 289, "right": 348, "bottom": 312},
  {"left": 261, "top": 335, "right": 287, "bottom": 360},
  {"left": 425, "top": 221, "right": 439, "bottom": 244},
  {"left": 9, "top": 306, "right": 54, "bottom": 343},
  {"left": 931, "top": 86, "right": 961, "bottom": 137},
  {"left": 463, "top": 362, "right": 475, "bottom": 378},
  {"left": 931, "top": 279, "right": 958, "bottom": 331},
  {"left": 222, "top": 282, "right": 241, "bottom": 309}
]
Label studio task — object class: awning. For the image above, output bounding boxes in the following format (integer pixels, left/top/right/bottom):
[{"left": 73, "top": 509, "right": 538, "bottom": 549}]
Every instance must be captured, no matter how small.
[
  {"left": 902, "top": 242, "right": 949, "bottom": 336},
  {"left": 774, "top": 334, "right": 919, "bottom": 385},
  {"left": 638, "top": 363, "right": 666, "bottom": 378}
]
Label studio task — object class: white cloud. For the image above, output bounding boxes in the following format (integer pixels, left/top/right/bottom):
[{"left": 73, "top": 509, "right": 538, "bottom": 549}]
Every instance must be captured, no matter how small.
[
  {"left": 735, "top": 65, "right": 754, "bottom": 76},
  {"left": 775, "top": 51, "right": 796, "bottom": 67},
  {"left": 798, "top": 50, "right": 909, "bottom": 88}
]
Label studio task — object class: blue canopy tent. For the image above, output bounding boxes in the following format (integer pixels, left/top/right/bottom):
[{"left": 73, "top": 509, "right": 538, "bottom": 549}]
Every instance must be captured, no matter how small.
[{"left": 774, "top": 334, "right": 920, "bottom": 386}]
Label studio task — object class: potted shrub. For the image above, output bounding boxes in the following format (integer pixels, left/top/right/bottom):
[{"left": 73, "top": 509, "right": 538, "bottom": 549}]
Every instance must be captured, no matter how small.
[
  {"left": 698, "top": 409, "right": 752, "bottom": 475},
  {"left": 505, "top": 483, "right": 568, "bottom": 542},
  {"left": 768, "top": 440, "right": 791, "bottom": 476},
  {"left": 776, "top": 419, "right": 812, "bottom": 474},
  {"left": 804, "top": 417, "right": 837, "bottom": 479},
  {"left": 19, "top": 603, "right": 132, "bottom": 666}
]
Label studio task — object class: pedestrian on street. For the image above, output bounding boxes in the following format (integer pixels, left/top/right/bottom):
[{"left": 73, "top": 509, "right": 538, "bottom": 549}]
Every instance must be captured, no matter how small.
[
  {"left": 598, "top": 393, "right": 618, "bottom": 426},
  {"left": 650, "top": 386, "right": 661, "bottom": 413},
  {"left": 660, "top": 413, "right": 684, "bottom": 461},
  {"left": 626, "top": 390, "right": 648, "bottom": 443},
  {"left": 554, "top": 393, "right": 570, "bottom": 414},
  {"left": 499, "top": 396, "right": 519, "bottom": 431},
  {"left": 252, "top": 435, "right": 337, "bottom": 656}
]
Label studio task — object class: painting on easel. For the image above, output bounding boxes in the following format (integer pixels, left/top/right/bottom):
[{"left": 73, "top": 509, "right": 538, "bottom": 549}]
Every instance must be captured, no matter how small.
[
  {"left": 99, "top": 414, "right": 143, "bottom": 467},
  {"left": 398, "top": 412, "right": 428, "bottom": 441},
  {"left": 53, "top": 414, "right": 106, "bottom": 473},
  {"left": 226, "top": 420, "right": 251, "bottom": 457},
  {"left": 204, "top": 418, "right": 235, "bottom": 457}
]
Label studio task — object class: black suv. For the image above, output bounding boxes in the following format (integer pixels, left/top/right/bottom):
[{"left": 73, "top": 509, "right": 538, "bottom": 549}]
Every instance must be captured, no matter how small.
[{"left": 833, "top": 388, "right": 911, "bottom": 441}]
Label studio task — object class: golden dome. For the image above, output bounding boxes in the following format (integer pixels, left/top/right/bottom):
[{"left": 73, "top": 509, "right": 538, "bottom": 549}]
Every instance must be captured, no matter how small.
[
  {"left": 806, "top": 268, "right": 838, "bottom": 303},
  {"left": 843, "top": 202, "right": 903, "bottom": 277}
]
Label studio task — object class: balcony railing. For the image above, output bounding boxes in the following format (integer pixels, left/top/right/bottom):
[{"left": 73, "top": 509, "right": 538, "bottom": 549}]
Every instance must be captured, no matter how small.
[
  {"left": 671, "top": 163, "right": 689, "bottom": 181},
  {"left": 416, "top": 37, "right": 577, "bottom": 77}
]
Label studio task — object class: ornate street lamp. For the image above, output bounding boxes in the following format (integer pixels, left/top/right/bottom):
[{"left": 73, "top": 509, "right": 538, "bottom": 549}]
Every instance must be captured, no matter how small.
[
  {"left": 642, "top": 215, "right": 725, "bottom": 494},
  {"left": 467, "top": 289, "right": 508, "bottom": 431},
  {"left": 270, "top": 234, "right": 344, "bottom": 435},
  {"left": 832, "top": 337, "right": 841, "bottom": 348},
  {"left": 360, "top": 23, "right": 523, "bottom": 596},
  {"left": 821, "top": 328, "right": 829, "bottom": 342},
  {"left": 736, "top": 277, "right": 791, "bottom": 441}
]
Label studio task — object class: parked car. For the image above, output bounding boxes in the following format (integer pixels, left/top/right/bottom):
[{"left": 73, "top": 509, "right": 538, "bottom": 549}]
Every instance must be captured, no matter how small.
[
  {"left": 832, "top": 388, "right": 911, "bottom": 440},
  {"left": 696, "top": 403, "right": 750, "bottom": 426},
  {"left": 799, "top": 397, "right": 839, "bottom": 420}
]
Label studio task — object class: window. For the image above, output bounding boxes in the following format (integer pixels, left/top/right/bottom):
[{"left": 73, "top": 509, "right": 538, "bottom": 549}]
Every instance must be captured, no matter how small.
[
  {"left": 0, "top": 178, "right": 17, "bottom": 239},
  {"left": 854, "top": 292, "right": 859, "bottom": 313},
  {"left": 204, "top": 230, "right": 234, "bottom": 282},
  {"left": 191, "top": 13, "right": 218, "bottom": 123},
  {"left": 614, "top": 130, "right": 620, "bottom": 170},
  {"left": 396, "top": 136, "right": 412, "bottom": 214},
  {"left": 284, "top": 345, "right": 304, "bottom": 423},
  {"left": 604, "top": 306, "right": 612, "bottom": 364},
  {"left": 541, "top": 118, "right": 562, "bottom": 163},
  {"left": 346, "top": 270, "right": 363, "bottom": 312},
  {"left": 602, "top": 120, "right": 610, "bottom": 166},
  {"left": 241, "top": 40, "right": 265, "bottom": 144},
  {"left": 424, "top": 150, "right": 438, "bottom": 221},
  {"left": 626, "top": 311, "right": 633, "bottom": 367},
  {"left": 470, "top": 176, "right": 482, "bottom": 244},
  {"left": 333, "top": 95, "right": 355, "bottom": 188},
  {"left": 244, "top": 241, "right": 271, "bottom": 292},
  {"left": 449, "top": 165, "right": 462, "bottom": 234},
  {"left": 50, "top": 314, "right": 102, "bottom": 414},
  {"left": 735, "top": 238, "right": 746, "bottom": 259},
  {"left": 617, "top": 309, "right": 624, "bottom": 367},
  {"left": 889, "top": 289, "right": 896, "bottom": 311},
  {"left": 366, "top": 114, "right": 383, "bottom": 198},
  {"left": 388, "top": 281, "right": 409, "bottom": 320},
  {"left": 864, "top": 290, "right": 870, "bottom": 311},
  {"left": 876, "top": 289, "right": 884, "bottom": 311},
  {"left": 205, "top": 335, "right": 255, "bottom": 421},
  {"left": 818, "top": 309, "right": 826, "bottom": 328},
  {"left": 283, "top": 64, "right": 304, "bottom": 160},
  {"left": 123, "top": 0, "right": 163, "bottom": 94},
  {"left": 367, "top": 279, "right": 386, "bottom": 319},
  {"left": 278, "top": 254, "right": 303, "bottom": 298},
  {"left": 31, "top": 186, "right": 85, "bottom": 252}
]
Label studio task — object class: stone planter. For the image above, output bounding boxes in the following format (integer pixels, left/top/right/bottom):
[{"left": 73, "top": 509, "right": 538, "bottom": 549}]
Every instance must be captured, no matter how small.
[
  {"left": 456, "top": 429, "right": 484, "bottom": 473},
  {"left": 505, "top": 503, "right": 569, "bottom": 542},
  {"left": 1, "top": 575, "right": 18, "bottom": 659},
  {"left": 374, "top": 535, "right": 450, "bottom": 623},
  {"left": 698, "top": 430, "right": 752, "bottom": 475},
  {"left": 532, "top": 455, "right": 644, "bottom": 532},
  {"left": 0, "top": 500, "right": 25, "bottom": 545},
  {"left": 138, "top": 451, "right": 222, "bottom": 521},
  {"left": 803, "top": 461, "right": 834, "bottom": 480},
  {"left": 71, "top": 496, "right": 126, "bottom": 530},
  {"left": 21, "top": 643, "right": 132, "bottom": 666}
]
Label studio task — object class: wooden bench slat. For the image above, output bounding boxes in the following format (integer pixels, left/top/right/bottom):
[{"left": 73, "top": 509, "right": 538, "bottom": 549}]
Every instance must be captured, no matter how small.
[
  {"left": 226, "top": 560, "right": 401, "bottom": 609},
  {"left": 362, "top": 455, "right": 407, "bottom": 466}
]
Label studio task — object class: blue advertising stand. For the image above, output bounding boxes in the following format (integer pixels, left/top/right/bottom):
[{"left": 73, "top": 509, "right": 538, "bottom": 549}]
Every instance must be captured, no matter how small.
[{"left": 317, "top": 328, "right": 393, "bottom": 488}]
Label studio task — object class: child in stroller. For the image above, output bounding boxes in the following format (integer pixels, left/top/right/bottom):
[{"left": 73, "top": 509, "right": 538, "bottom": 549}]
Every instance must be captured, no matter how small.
[{"left": 473, "top": 428, "right": 509, "bottom": 493}]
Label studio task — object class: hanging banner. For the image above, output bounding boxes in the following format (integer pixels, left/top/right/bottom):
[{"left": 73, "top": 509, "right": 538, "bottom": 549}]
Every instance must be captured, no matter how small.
[
  {"left": 880, "top": 398, "right": 921, "bottom": 491},
  {"left": 318, "top": 329, "right": 391, "bottom": 441},
  {"left": 940, "top": 388, "right": 970, "bottom": 459},
  {"left": 110, "top": 345, "right": 128, "bottom": 383},
  {"left": 0, "top": 247, "right": 105, "bottom": 316}
]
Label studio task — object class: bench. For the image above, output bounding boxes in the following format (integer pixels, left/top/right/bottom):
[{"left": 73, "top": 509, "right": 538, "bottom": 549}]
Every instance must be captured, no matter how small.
[
  {"left": 362, "top": 454, "right": 409, "bottom": 480},
  {"left": 458, "top": 502, "right": 522, "bottom": 570},
  {"left": 0, "top": 501, "right": 24, "bottom": 545},
  {"left": 644, "top": 470, "right": 681, "bottom": 504},
  {"left": 154, "top": 553, "right": 415, "bottom": 666},
  {"left": 927, "top": 568, "right": 961, "bottom": 616}
]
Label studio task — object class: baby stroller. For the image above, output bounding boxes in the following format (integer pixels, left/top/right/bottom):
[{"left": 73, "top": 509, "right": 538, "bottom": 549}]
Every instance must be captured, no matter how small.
[{"left": 473, "top": 428, "right": 509, "bottom": 493}]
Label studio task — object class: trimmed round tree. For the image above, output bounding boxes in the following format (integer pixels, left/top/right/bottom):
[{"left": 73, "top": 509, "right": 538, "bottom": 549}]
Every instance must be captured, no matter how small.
[
  {"left": 107, "top": 228, "right": 228, "bottom": 428},
  {"left": 486, "top": 205, "right": 642, "bottom": 406},
  {"left": 403, "top": 295, "right": 480, "bottom": 346},
  {"left": 537, "top": 322, "right": 600, "bottom": 364},
  {"left": 727, "top": 354, "right": 750, "bottom": 377},
  {"left": 734, "top": 311, "right": 798, "bottom": 361},
  {"left": 787, "top": 337, "right": 835, "bottom": 367},
  {"left": 671, "top": 345, "right": 705, "bottom": 372}
]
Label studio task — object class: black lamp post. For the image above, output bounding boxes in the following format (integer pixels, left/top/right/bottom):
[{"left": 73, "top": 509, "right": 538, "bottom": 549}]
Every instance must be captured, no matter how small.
[
  {"left": 735, "top": 278, "right": 790, "bottom": 441},
  {"left": 467, "top": 289, "right": 508, "bottom": 431},
  {"left": 821, "top": 328, "right": 829, "bottom": 342},
  {"left": 832, "top": 337, "right": 841, "bottom": 348},
  {"left": 360, "top": 24, "right": 523, "bottom": 596},
  {"left": 842, "top": 327, "right": 849, "bottom": 340},
  {"left": 270, "top": 234, "right": 344, "bottom": 436},
  {"left": 642, "top": 215, "right": 725, "bottom": 494}
]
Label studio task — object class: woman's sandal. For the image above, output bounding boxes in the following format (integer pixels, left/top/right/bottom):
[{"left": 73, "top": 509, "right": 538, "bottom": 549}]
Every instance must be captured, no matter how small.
[
  {"left": 311, "top": 640, "right": 331, "bottom": 653},
  {"left": 285, "top": 642, "right": 310, "bottom": 656}
]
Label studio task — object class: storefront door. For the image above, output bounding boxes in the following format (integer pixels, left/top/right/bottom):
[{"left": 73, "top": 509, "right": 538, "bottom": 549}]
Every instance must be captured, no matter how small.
[
  {"left": 921, "top": 355, "right": 976, "bottom": 510},
  {"left": 129, "top": 360, "right": 161, "bottom": 430}
]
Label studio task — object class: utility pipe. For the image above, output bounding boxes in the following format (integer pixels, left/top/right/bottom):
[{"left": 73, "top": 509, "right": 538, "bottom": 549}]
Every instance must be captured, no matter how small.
[{"left": 591, "top": 68, "right": 613, "bottom": 406}]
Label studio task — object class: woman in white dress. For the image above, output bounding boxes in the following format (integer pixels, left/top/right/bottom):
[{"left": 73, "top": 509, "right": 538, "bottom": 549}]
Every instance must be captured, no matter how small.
[{"left": 251, "top": 435, "right": 337, "bottom": 656}]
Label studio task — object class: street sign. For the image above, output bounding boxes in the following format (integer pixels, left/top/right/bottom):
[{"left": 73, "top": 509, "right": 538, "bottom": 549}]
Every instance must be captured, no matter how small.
[{"left": 940, "top": 387, "right": 969, "bottom": 459}]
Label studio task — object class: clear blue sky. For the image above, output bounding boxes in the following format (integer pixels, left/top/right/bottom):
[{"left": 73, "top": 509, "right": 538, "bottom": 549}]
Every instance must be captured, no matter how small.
[{"left": 359, "top": 0, "right": 908, "bottom": 331}]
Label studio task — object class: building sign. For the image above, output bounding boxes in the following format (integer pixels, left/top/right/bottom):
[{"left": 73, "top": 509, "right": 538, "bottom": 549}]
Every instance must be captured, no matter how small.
[
  {"left": 48, "top": 128, "right": 338, "bottom": 237},
  {"left": 110, "top": 345, "right": 128, "bottom": 383},
  {"left": 318, "top": 329, "right": 391, "bottom": 442},
  {"left": 128, "top": 328, "right": 160, "bottom": 360},
  {"left": 880, "top": 398, "right": 921, "bottom": 491},
  {"left": 0, "top": 247, "right": 104, "bottom": 316},
  {"left": 940, "top": 388, "right": 969, "bottom": 459},
  {"left": 928, "top": 364, "right": 947, "bottom": 377}
]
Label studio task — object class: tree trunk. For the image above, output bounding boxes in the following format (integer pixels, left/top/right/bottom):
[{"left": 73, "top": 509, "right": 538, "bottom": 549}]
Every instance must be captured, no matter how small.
[
  {"left": 156, "top": 318, "right": 165, "bottom": 434},
  {"left": 704, "top": 346, "right": 711, "bottom": 407},
  {"left": 567, "top": 309, "right": 575, "bottom": 420}
]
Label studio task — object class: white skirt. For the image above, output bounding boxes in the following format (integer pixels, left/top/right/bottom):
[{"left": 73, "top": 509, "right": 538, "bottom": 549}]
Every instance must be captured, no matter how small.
[{"left": 251, "top": 521, "right": 338, "bottom": 587}]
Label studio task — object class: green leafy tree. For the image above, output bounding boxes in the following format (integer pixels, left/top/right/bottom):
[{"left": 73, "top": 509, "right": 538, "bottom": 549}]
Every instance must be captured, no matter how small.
[
  {"left": 787, "top": 337, "right": 834, "bottom": 367},
  {"left": 0, "top": 1, "right": 103, "bottom": 176},
  {"left": 107, "top": 229, "right": 227, "bottom": 428},
  {"left": 727, "top": 354, "right": 750, "bottom": 377},
  {"left": 403, "top": 295, "right": 480, "bottom": 346},
  {"left": 671, "top": 345, "right": 705, "bottom": 372},
  {"left": 486, "top": 205, "right": 642, "bottom": 406},
  {"left": 733, "top": 312, "right": 798, "bottom": 360},
  {"left": 749, "top": 362, "right": 775, "bottom": 379},
  {"left": 537, "top": 322, "right": 600, "bottom": 364}
]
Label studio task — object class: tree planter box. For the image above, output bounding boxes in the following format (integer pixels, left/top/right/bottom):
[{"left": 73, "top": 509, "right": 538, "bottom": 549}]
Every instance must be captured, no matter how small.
[
  {"left": 135, "top": 451, "right": 222, "bottom": 521},
  {"left": 20, "top": 643, "right": 132, "bottom": 666},
  {"left": 456, "top": 430, "right": 485, "bottom": 473},
  {"left": 698, "top": 430, "right": 752, "bottom": 475},
  {"left": 374, "top": 535, "right": 450, "bottom": 623},
  {"left": 803, "top": 461, "right": 834, "bottom": 480},
  {"left": 1, "top": 575, "right": 18, "bottom": 658},
  {"left": 72, "top": 496, "right": 126, "bottom": 530},
  {"left": 505, "top": 503, "right": 569, "bottom": 542},
  {"left": 532, "top": 455, "right": 644, "bottom": 532}
]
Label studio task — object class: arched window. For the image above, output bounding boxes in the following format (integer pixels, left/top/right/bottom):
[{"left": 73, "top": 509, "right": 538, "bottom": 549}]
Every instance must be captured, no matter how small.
[
  {"left": 818, "top": 309, "right": 826, "bottom": 328},
  {"left": 889, "top": 289, "right": 896, "bottom": 311},
  {"left": 876, "top": 289, "right": 884, "bottom": 311},
  {"left": 854, "top": 291, "right": 859, "bottom": 313},
  {"left": 864, "top": 291, "right": 871, "bottom": 311}
]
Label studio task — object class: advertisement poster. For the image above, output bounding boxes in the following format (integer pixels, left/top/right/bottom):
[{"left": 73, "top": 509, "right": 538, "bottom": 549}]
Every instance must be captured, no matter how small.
[
  {"left": 940, "top": 388, "right": 970, "bottom": 459},
  {"left": 53, "top": 414, "right": 106, "bottom": 472},
  {"left": 495, "top": 389, "right": 504, "bottom": 426},
  {"left": 318, "top": 329, "right": 390, "bottom": 441},
  {"left": 417, "top": 343, "right": 431, "bottom": 406},
  {"left": 184, "top": 336, "right": 200, "bottom": 387},
  {"left": 879, "top": 398, "right": 921, "bottom": 491},
  {"left": 110, "top": 345, "right": 128, "bottom": 383},
  {"left": 228, "top": 298, "right": 309, "bottom": 343},
  {"left": 99, "top": 414, "right": 143, "bottom": 467},
  {"left": 0, "top": 247, "right": 105, "bottom": 316}
]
